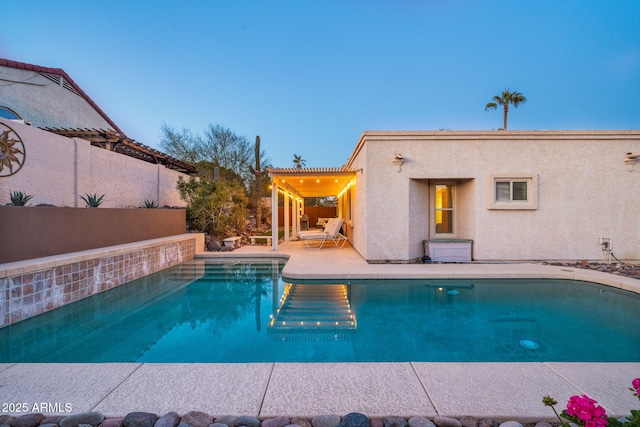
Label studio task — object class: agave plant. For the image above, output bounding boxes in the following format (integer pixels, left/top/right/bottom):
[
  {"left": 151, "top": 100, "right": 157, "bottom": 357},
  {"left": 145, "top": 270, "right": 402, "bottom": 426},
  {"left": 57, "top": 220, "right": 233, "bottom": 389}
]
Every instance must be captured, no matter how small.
[
  {"left": 143, "top": 199, "right": 158, "bottom": 208},
  {"left": 9, "top": 190, "right": 34, "bottom": 206},
  {"left": 80, "top": 193, "right": 105, "bottom": 208}
]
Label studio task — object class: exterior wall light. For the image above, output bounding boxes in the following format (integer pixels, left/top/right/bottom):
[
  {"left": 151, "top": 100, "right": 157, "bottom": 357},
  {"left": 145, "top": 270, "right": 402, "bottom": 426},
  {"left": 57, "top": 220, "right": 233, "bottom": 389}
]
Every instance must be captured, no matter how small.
[
  {"left": 392, "top": 153, "right": 404, "bottom": 172},
  {"left": 625, "top": 152, "right": 640, "bottom": 172}
]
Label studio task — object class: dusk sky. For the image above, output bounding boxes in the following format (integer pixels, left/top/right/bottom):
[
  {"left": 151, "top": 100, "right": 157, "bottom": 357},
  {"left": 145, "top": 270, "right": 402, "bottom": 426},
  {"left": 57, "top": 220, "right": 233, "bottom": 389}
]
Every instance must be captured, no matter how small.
[{"left": 2, "top": 0, "right": 639, "bottom": 167}]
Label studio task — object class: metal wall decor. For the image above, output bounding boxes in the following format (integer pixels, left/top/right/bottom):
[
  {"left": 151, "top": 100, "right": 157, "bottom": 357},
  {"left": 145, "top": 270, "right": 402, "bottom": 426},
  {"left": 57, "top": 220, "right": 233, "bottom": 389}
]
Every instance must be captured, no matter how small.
[{"left": 0, "top": 122, "right": 25, "bottom": 177}]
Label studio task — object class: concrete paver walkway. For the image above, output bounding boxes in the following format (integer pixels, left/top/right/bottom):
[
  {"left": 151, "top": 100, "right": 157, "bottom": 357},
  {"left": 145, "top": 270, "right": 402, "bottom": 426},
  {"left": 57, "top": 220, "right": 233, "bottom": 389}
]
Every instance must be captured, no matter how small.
[{"left": 1, "top": 241, "right": 638, "bottom": 421}]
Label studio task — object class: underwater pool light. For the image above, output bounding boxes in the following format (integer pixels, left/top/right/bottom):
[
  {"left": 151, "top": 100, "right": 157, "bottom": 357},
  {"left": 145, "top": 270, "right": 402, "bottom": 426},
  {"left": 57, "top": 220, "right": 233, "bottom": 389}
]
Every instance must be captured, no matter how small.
[{"left": 519, "top": 339, "right": 539, "bottom": 349}]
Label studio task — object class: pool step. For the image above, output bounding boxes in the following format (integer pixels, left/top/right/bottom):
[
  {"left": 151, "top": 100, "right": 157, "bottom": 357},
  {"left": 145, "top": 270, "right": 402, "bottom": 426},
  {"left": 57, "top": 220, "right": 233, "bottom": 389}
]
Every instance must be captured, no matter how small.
[
  {"left": 169, "top": 266, "right": 279, "bottom": 283},
  {"left": 268, "top": 284, "right": 356, "bottom": 334}
]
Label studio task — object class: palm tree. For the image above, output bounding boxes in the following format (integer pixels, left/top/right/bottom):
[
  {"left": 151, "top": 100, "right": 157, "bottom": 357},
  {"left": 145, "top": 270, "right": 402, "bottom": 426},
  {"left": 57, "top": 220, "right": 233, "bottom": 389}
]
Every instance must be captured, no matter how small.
[
  {"left": 293, "top": 153, "right": 306, "bottom": 169},
  {"left": 485, "top": 89, "right": 526, "bottom": 130}
]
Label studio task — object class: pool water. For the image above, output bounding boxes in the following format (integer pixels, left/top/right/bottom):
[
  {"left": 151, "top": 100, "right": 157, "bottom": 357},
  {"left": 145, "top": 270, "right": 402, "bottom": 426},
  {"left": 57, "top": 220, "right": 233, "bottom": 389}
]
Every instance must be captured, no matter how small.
[{"left": 2, "top": 259, "right": 639, "bottom": 363}]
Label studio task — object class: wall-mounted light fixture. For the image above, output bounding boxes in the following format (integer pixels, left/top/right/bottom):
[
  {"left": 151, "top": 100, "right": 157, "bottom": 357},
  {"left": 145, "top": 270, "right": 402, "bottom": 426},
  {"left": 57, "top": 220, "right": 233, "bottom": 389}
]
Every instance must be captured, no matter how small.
[
  {"left": 392, "top": 153, "right": 404, "bottom": 172},
  {"left": 625, "top": 152, "right": 640, "bottom": 172}
]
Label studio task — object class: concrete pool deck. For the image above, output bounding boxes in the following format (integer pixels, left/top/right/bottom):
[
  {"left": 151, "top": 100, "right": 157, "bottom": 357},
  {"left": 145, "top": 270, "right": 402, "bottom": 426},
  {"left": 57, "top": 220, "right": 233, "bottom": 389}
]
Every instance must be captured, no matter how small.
[{"left": 1, "top": 241, "right": 639, "bottom": 421}]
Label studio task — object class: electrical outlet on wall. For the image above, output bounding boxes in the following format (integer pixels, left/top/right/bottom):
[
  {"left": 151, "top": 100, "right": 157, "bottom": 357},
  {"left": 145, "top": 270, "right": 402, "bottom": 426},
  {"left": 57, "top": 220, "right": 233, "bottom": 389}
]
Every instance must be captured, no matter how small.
[{"left": 600, "top": 237, "right": 612, "bottom": 251}]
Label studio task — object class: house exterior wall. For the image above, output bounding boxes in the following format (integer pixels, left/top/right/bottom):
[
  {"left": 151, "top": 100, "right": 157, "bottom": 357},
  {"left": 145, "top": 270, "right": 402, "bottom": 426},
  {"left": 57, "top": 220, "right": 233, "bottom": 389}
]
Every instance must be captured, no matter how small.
[
  {"left": 346, "top": 142, "right": 368, "bottom": 257},
  {"left": 348, "top": 130, "right": 640, "bottom": 262},
  {"left": 0, "top": 66, "right": 113, "bottom": 130},
  {"left": 0, "top": 118, "right": 187, "bottom": 207}
]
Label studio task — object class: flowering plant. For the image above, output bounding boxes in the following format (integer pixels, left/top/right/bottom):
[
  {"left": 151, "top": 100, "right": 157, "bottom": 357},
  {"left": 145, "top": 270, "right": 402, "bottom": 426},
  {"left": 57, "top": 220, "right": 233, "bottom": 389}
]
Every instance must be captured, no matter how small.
[{"left": 543, "top": 378, "right": 640, "bottom": 427}]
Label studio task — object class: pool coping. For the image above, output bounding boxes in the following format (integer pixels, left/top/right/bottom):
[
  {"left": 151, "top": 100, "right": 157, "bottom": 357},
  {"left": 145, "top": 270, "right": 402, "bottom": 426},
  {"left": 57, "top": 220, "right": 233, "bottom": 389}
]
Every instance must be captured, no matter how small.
[
  {"left": 1, "top": 241, "right": 638, "bottom": 422},
  {"left": 202, "top": 241, "right": 640, "bottom": 295}
]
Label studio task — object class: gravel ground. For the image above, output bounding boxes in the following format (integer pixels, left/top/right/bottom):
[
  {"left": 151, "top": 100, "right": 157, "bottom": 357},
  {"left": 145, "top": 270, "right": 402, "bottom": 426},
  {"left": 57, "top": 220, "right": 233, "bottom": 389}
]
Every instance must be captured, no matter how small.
[{"left": 542, "top": 261, "right": 640, "bottom": 280}]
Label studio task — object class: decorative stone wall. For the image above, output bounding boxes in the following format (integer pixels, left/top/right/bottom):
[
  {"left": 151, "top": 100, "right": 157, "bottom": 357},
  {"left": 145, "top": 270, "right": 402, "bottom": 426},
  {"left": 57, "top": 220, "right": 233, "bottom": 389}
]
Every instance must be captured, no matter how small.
[{"left": 0, "top": 236, "right": 196, "bottom": 329}]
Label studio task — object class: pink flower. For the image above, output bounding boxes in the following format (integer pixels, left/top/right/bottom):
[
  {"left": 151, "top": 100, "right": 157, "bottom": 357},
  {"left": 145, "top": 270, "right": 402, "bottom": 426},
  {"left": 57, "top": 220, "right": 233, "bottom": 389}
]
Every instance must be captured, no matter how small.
[
  {"left": 566, "top": 395, "right": 609, "bottom": 427},
  {"left": 632, "top": 378, "right": 640, "bottom": 394}
]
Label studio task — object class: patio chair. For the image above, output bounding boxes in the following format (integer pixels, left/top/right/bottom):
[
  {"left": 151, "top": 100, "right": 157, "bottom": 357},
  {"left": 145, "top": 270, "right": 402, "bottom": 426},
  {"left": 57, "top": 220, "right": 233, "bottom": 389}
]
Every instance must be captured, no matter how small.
[{"left": 299, "top": 217, "right": 348, "bottom": 249}]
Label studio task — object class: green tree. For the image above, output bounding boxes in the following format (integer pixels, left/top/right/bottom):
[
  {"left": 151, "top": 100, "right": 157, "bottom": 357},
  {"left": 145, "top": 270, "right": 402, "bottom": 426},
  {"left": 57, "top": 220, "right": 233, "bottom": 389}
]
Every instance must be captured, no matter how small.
[
  {"left": 293, "top": 153, "right": 306, "bottom": 169},
  {"left": 200, "top": 124, "right": 253, "bottom": 181},
  {"left": 485, "top": 89, "right": 527, "bottom": 130},
  {"left": 160, "top": 123, "right": 268, "bottom": 185},
  {"left": 177, "top": 176, "right": 248, "bottom": 237},
  {"left": 158, "top": 123, "right": 201, "bottom": 163}
]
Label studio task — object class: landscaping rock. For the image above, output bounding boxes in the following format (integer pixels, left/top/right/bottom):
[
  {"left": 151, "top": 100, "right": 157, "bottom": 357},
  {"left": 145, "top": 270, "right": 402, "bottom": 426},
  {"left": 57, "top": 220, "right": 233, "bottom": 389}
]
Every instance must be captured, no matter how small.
[
  {"left": 312, "top": 415, "right": 341, "bottom": 427},
  {"left": 534, "top": 423, "right": 552, "bottom": 427},
  {"left": 338, "top": 413, "right": 369, "bottom": 427},
  {"left": 61, "top": 413, "right": 105, "bottom": 427},
  {"left": 154, "top": 413, "right": 180, "bottom": 427},
  {"left": 0, "top": 416, "right": 13, "bottom": 425},
  {"left": 384, "top": 418, "right": 407, "bottom": 427},
  {"left": 458, "top": 417, "right": 477, "bottom": 427},
  {"left": 408, "top": 417, "right": 436, "bottom": 427},
  {"left": 262, "top": 417, "right": 290, "bottom": 427},
  {"left": 101, "top": 418, "right": 124, "bottom": 427},
  {"left": 214, "top": 416, "right": 237, "bottom": 427},
  {"left": 210, "top": 423, "right": 228, "bottom": 427},
  {"left": 369, "top": 420, "right": 383, "bottom": 427},
  {"left": 207, "top": 238, "right": 222, "bottom": 252},
  {"left": 41, "top": 424, "right": 60, "bottom": 427},
  {"left": 180, "top": 413, "right": 212, "bottom": 427},
  {"left": 499, "top": 423, "right": 522, "bottom": 427},
  {"left": 176, "top": 423, "right": 191, "bottom": 427},
  {"left": 235, "top": 417, "right": 260, "bottom": 427},
  {"left": 291, "top": 418, "right": 312, "bottom": 427},
  {"left": 478, "top": 421, "right": 499, "bottom": 427},
  {"left": 10, "top": 414, "right": 45, "bottom": 427},
  {"left": 544, "top": 261, "right": 640, "bottom": 280},
  {"left": 433, "top": 417, "right": 461, "bottom": 427},
  {"left": 42, "top": 416, "right": 66, "bottom": 426},
  {"left": 123, "top": 413, "right": 158, "bottom": 427}
]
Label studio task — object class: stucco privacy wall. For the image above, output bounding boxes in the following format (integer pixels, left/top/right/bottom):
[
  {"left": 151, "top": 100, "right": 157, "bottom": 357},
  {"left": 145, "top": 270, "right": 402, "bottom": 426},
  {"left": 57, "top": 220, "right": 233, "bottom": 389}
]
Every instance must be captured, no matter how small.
[
  {"left": 0, "top": 234, "right": 199, "bottom": 328},
  {"left": 0, "top": 118, "right": 187, "bottom": 207},
  {"left": 349, "top": 131, "right": 640, "bottom": 262},
  {"left": 0, "top": 65, "right": 112, "bottom": 130}
]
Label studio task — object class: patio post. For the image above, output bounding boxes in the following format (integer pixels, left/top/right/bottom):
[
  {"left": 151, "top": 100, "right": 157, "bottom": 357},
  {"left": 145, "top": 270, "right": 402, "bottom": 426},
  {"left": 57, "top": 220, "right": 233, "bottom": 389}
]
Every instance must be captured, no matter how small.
[
  {"left": 271, "top": 178, "right": 278, "bottom": 251},
  {"left": 292, "top": 196, "right": 300, "bottom": 237},
  {"left": 284, "top": 189, "right": 290, "bottom": 241}
]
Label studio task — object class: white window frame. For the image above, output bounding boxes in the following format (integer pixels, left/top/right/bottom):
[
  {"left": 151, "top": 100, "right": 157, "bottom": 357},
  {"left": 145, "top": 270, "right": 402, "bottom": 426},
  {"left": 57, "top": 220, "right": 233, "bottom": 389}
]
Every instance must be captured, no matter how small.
[{"left": 487, "top": 173, "right": 538, "bottom": 210}]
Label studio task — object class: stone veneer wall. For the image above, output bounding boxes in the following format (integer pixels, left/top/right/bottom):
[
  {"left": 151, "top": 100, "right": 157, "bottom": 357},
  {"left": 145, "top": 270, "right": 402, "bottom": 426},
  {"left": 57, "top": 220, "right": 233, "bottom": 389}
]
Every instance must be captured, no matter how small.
[{"left": 0, "top": 235, "right": 198, "bottom": 329}]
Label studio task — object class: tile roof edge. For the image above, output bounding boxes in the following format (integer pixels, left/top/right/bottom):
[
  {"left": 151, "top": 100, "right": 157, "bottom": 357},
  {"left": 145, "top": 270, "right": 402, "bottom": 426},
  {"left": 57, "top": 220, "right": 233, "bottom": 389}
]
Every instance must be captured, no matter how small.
[{"left": 0, "top": 57, "right": 124, "bottom": 135}]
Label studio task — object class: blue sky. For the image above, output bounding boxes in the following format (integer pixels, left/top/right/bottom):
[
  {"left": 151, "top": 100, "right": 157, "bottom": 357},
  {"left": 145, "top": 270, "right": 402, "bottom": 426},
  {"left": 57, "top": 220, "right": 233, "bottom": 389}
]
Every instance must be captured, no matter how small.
[{"left": 2, "top": 0, "right": 639, "bottom": 167}]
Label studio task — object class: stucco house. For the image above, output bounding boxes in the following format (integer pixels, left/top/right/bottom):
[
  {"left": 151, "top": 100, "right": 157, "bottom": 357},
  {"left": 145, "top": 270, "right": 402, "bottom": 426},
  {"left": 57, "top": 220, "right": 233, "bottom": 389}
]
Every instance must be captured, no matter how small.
[
  {"left": 269, "top": 130, "right": 640, "bottom": 263},
  {"left": 0, "top": 58, "right": 195, "bottom": 207}
]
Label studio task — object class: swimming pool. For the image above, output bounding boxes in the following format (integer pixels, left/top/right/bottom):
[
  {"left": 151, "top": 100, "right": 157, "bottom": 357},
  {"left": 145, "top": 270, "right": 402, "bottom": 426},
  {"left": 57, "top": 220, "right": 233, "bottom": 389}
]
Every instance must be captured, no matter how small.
[{"left": 1, "top": 258, "right": 639, "bottom": 362}]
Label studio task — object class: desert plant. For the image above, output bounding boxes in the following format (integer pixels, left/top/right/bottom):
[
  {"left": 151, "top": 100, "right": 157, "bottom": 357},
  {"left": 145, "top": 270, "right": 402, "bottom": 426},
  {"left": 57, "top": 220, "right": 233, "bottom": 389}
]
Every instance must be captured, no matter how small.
[
  {"left": 143, "top": 199, "right": 158, "bottom": 208},
  {"left": 177, "top": 176, "right": 248, "bottom": 236},
  {"left": 248, "top": 135, "right": 262, "bottom": 229},
  {"left": 80, "top": 193, "right": 105, "bottom": 208},
  {"left": 9, "top": 190, "right": 33, "bottom": 206}
]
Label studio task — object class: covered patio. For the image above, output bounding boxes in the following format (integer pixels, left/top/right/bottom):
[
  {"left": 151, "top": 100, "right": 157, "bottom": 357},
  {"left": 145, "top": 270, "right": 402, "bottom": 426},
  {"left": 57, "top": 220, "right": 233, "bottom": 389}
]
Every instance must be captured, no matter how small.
[{"left": 267, "top": 167, "right": 357, "bottom": 250}]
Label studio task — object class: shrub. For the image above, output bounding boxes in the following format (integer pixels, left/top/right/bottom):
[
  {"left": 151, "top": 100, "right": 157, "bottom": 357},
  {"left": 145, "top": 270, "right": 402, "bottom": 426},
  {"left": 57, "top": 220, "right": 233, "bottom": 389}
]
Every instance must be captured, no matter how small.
[
  {"left": 80, "top": 193, "right": 105, "bottom": 208},
  {"left": 9, "top": 190, "right": 34, "bottom": 206},
  {"left": 177, "top": 176, "right": 248, "bottom": 237}
]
